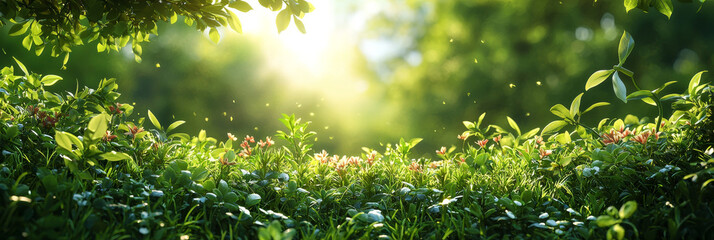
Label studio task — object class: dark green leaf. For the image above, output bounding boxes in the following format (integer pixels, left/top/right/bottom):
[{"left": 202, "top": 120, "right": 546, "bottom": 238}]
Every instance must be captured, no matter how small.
[{"left": 246, "top": 193, "right": 261, "bottom": 207}]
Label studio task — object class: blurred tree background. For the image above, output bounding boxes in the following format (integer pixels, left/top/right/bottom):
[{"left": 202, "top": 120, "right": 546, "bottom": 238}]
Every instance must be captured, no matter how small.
[{"left": 1, "top": 0, "right": 712, "bottom": 155}]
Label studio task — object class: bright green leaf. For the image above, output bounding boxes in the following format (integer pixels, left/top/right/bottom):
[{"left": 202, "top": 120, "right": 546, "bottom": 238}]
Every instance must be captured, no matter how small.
[
  {"left": 549, "top": 104, "right": 572, "bottom": 120},
  {"left": 506, "top": 116, "right": 521, "bottom": 136},
  {"left": 626, "top": 90, "right": 653, "bottom": 101},
  {"left": 198, "top": 129, "right": 207, "bottom": 142},
  {"left": 147, "top": 110, "right": 162, "bottom": 130},
  {"left": 55, "top": 131, "right": 73, "bottom": 151},
  {"left": 583, "top": 102, "right": 610, "bottom": 114},
  {"left": 477, "top": 112, "right": 486, "bottom": 129},
  {"left": 624, "top": 0, "right": 638, "bottom": 12},
  {"left": 227, "top": 10, "right": 243, "bottom": 33},
  {"left": 596, "top": 215, "right": 620, "bottom": 227},
  {"left": 276, "top": 9, "right": 291, "bottom": 33},
  {"left": 618, "top": 31, "right": 635, "bottom": 64},
  {"left": 586, "top": 69, "right": 615, "bottom": 91},
  {"left": 611, "top": 224, "right": 625, "bottom": 240},
  {"left": 88, "top": 114, "right": 109, "bottom": 141},
  {"left": 653, "top": 0, "right": 674, "bottom": 19},
  {"left": 22, "top": 35, "right": 32, "bottom": 50},
  {"left": 209, "top": 28, "right": 220, "bottom": 44},
  {"left": 542, "top": 120, "right": 568, "bottom": 135},
  {"left": 619, "top": 201, "right": 637, "bottom": 219},
  {"left": 688, "top": 70, "right": 707, "bottom": 96},
  {"left": 570, "top": 93, "right": 584, "bottom": 117},
  {"left": 612, "top": 71, "right": 628, "bottom": 103},
  {"left": 167, "top": 120, "right": 185, "bottom": 133},
  {"left": 463, "top": 121, "right": 475, "bottom": 130},
  {"left": 170, "top": 12, "right": 178, "bottom": 24},
  {"left": 100, "top": 151, "right": 133, "bottom": 161},
  {"left": 229, "top": 1, "right": 253, "bottom": 12},
  {"left": 40, "top": 75, "right": 63, "bottom": 86},
  {"left": 12, "top": 57, "right": 29, "bottom": 76},
  {"left": 9, "top": 20, "right": 32, "bottom": 36}
]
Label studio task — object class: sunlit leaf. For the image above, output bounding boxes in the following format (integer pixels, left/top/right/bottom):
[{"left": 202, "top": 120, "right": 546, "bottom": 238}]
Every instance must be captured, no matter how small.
[
  {"left": 229, "top": 1, "right": 253, "bottom": 12},
  {"left": 22, "top": 35, "right": 32, "bottom": 50},
  {"left": 586, "top": 70, "right": 615, "bottom": 91},
  {"left": 246, "top": 193, "right": 261, "bottom": 207},
  {"left": 276, "top": 9, "right": 291, "bottom": 33},
  {"left": 688, "top": 70, "right": 707, "bottom": 96},
  {"left": 549, "top": 104, "right": 572, "bottom": 120},
  {"left": 88, "top": 113, "right": 109, "bottom": 140},
  {"left": 506, "top": 116, "right": 521, "bottom": 136},
  {"left": 570, "top": 92, "right": 583, "bottom": 117},
  {"left": 294, "top": 16, "right": 306, "bottom": 33},
  {"left": 40, "top": 75, "right": 62, "bottom": 86},
  {"left": 619, "top": 201, "right": 637, "bottom": 219},
  {"left": 101, "top": 151, "right": 133, "bottom": 161},
  {"left": 167, "top": 120, "right": 185, "bottom": 133},
  {"left": 227, "top": 10, "right": 243, "bottom": 33},
  {"left": 542, "top": 120, "right": 568, "bottom": 135},
  {"left": 612, "top": 71, "right": 628, "bottom": 103},
  {"left": 618, "top": 31, "right": 635, "bottom": 64},
  {"left": 582, "top": 102, "right": 610, "bottom": 114},
  {"left": 9, "top": 20, "right": 32, "bottom": 36},
  {"left": 209, "top": 28, "right": 220, "bottom": 44},
  {"left": 624, "top": 0, "right": 638, "bottom": 12},
  {"left": 12, "top": 57, "right": 29, "bottom": 76},
  {"left": 653, "top": 0, "right": 673, "bottom": 19},
  {"left": 596, "top": 215, "right": 620, "bottom": 227},
  {"left": 147, "top": 110, "right": 162, "bottom": 130}
]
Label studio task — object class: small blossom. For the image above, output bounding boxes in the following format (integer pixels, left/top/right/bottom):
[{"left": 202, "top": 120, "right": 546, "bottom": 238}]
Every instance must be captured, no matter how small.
[
  {"left": 457, "top": 132, "right": 469, "bottom": 140},
  {"left": 600, "top": 129, "right": 623, "bottom": 145},
  {"left": 265, "top": 137, "right": 274, "bottom": 147},
  {"left": 632, "top": 130, "right": 651, "bottom": 145},
  {"left": 227, "top": 133, "right": 237, "bottom": 141},
  {"left": 314, "top": 150, "right": 329, "bottom": 163},
  {"left": 408, "top": 162, "right": 422, "bottom": 173},
  {"left": 429, "top": 161, "right": 442, "bottom": 169},
  {"left": 492, "top": 135, "right": 502, "bottom": 143},
  {"left": 539, "top": 148, "right": 552, "bottom": 159},
  {"left": 244, "top": 135, "right": 255, "bottom": 143},
  {"left": 124, "top": 124, "right": 144, "bottom": 139},
  {"left": 366, "top": 151, "right": 378, "bottom": 166},
  {"left": 477, "top": 139, "right": 489, "bottom": 148},
  {"left": 258, "top": 140, "right": 267, "bottom": 148},
  {"left": 436, "top": 146, "right": 447, "bottom": 155}
]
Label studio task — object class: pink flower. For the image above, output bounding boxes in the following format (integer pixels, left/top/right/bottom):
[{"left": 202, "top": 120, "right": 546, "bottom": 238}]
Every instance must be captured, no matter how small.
[
  {"left": 457, "top": 132, "right": 469, "bottom": 140},
  {"left": 244, "top": 135, "right": 255, "bottom": 143},
  {"left": 265, "top": 137, "right": 274, "bottom": 147},
  {"left": 539, "top": 148, "right": 552, "bottom": 159},
  {"left": 477, "top": 139, "right": 489, "bottom": 148},
  {"left": 408, "top": 162, "right": 422, "bottom": 173},
  {"left": 492, "top": 135, "right": 502, "bottom": 143}
]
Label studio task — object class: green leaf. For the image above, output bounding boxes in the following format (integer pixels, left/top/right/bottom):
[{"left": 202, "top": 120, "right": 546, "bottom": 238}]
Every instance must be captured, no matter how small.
[
  {"left": 612, "top": 71, "right": 628, "bottom": 103},
  {"left": 477, "top": 112, "right": 486, "bottom": 129},
  {"left": 167, "top": 120, "right": 185, "bottom": 133},
  {"left": 147, "top": 110, "right": 162, "bottom": 130},
  {"left": 227, "top": 10, "right": 243, "bottom": 33},
  {"left": 688, "top": 70, "right": 707, "bottom": 96},
  {"left": 653, "top": 0, "right": 673, "bottom": 19},
  {"left": 209, "top": 28, "right": 220, "bottom": 44},
  {"left": 586, "top": 70, "right": 615, "bottom": 91},
  {"left": 596, "top": 215, "right": 621, "bottom": 227},
  {"left": 654, "top": 80, "right": 678, "bottom": 94},
  {"left": 229, "top": 1, "right": 253, "bottom": 12},
  {"left": 520, "top": 128, "right": 540, "bottom": 140},
  {"left": 624, "top": 0, "right": 638, "bottom": 12},
  {"left": 41, "top": 175, "right": 58, "bottom": 192},
  {"left": 582, "top": 102, "right": 610, "bottom": 114},
  {"left": 40, "top": 75, "right": 63, "bottom": 86},
  {"left": 100, "top": 151, "right": 133, "bottom": 161},
  {"left": 12, "top": 57, "right": 29, "bottom": 76},
  {"left": 294, "top": 16, "right": 306, "bottom": 33},
  {"left": 506, "top": 116, "right": 521, "bottom": 136},
  {"left": 542, "top": 120, "right": 568, "bottom": 135},
  {"left": 408, "top": 138, "right": 423, "bottom": 147},
  {"left": 55, "top": 131, "right": 73, "bottom": 151},
  {"left": 276, "top": 9, "right": 291, "bottom": 33},
  {"left": 611, "top": 224, "right": 625, "bottom": 240},
  {"left": 555, "top": 131, "right": 571, "bottom": 144},
  {"left": 618, "top": 31, "right": 635, "bottom": 64},
  {"left": 619, "top": 201, "right": 637, "bottom": 219},
  {"left": 570, "top": 93, "right": 584, "bottom": 117},
  {"left": 463, "top": 121, "right": 475, "bottom": 130},
  {"left": 246, "top": 193, "right": 262, "bottom": 207},
  {"left": 88, "top": 114, "right": 109, "bottom": 141},
  {"left": 474, "top": 153, "right": 489, "bottom": 166},
  {"left": 626, "top": 90, "right": 653, "bottom": 101},
  {"left": 22, "top": 35, "right": 32, "bottom": 50},
  {"left": 170, "top": 12, "right": 178, "bottom": 24},
  {"left": 549, "top": 104, "right": 572, "bottom": 120},
  {"left": 9, "top": 20, "right": 32, "bottom": 36},
  {"left": 198, "top": 129, "right": 207, "bottom": 142}
]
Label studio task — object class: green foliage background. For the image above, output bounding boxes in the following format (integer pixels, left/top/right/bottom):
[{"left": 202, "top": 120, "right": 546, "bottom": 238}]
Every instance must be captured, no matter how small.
[{"left": 1, "top": 0, "right": 712, "bottom": 155}]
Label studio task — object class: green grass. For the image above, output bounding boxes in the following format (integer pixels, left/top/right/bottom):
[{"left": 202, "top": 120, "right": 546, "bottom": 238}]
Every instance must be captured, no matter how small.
[{"left": 1, "top": 60, "right": 713, "bottom": 239}]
